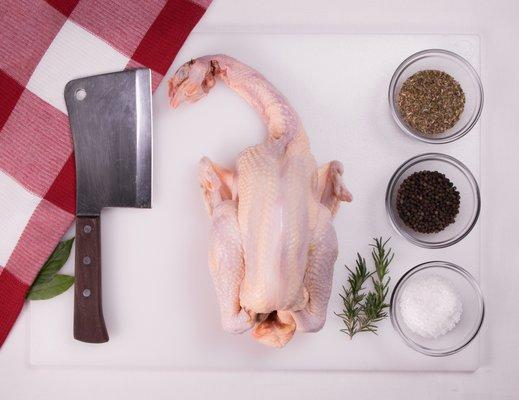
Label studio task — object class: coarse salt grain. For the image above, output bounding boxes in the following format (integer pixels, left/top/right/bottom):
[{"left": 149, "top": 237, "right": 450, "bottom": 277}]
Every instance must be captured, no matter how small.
[{"left": 399, "top": 273, "right": 462, "bottom": 339}]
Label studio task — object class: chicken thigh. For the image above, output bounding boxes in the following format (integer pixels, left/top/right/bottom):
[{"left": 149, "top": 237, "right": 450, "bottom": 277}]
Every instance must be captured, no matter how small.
[{"left": 169, "top": 55, "right": 351, "bottom": 347}]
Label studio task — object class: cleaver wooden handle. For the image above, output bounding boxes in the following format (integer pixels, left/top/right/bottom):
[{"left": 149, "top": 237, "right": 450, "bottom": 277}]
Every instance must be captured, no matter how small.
[{"left": 74, "top": 216, "right": 109, "bottom": 343}]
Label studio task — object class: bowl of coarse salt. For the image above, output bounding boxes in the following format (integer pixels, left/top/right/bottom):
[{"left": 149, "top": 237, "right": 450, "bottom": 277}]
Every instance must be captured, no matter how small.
[{"left": 390, "top": 261, "right": 484, "bottom": 357}]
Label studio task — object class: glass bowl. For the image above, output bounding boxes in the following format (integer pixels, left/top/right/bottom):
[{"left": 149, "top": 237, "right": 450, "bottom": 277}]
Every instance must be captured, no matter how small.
[
  {"left": 386, "top": 153, "right": 480, "bottom": 248},
  {"left": 390, "top": 261, "right": 484, "bottom": 357},
  {"left": 389, "top": 49, "right": 483, "bottom": 143}
]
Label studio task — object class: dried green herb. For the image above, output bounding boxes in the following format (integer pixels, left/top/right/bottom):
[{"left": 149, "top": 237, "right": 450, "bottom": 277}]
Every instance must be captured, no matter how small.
[
  {"left": 336, "top": 238, "right": 393, "bottom": 339},
  {"left": 398, "top": 70, "right": 465, "bottom": 135},
  {"left": 397, "top": 170, "right": 460, "bottom": 233}
]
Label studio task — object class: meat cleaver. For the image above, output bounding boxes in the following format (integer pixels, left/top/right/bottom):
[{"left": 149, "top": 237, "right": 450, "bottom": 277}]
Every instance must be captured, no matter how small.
[{"left": 64, "top": 69, "right": 152, "bottom": 343}]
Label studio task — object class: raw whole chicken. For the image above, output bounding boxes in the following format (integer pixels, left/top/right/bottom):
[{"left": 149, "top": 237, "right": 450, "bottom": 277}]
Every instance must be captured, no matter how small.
[{"left": 169, "top": 55, "right": 352, "bottom": 347}]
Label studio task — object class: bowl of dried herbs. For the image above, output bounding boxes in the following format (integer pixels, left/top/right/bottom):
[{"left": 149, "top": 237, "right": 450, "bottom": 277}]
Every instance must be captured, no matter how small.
[
  {"left": 385, "top": 153, "right": 480, "bottom": 248},
  {"left": 389, "top": 49, "right": 483, "bottom": 144}
]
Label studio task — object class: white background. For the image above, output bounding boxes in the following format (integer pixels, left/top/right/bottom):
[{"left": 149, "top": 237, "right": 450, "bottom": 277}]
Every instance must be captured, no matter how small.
[{"left": 1, "top": 0, "right": 519, "bottom": 398}]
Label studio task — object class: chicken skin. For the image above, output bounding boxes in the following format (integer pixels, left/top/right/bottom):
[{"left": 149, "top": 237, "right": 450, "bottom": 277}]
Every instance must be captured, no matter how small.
[{"left": 169, "top": 55, "right": 351, "bottom": 347}]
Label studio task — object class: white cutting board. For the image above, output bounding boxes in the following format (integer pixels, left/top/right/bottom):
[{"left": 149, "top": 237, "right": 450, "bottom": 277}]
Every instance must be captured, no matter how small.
[{"left": 29, "top": 33, "right": 481, "bottom": 371}]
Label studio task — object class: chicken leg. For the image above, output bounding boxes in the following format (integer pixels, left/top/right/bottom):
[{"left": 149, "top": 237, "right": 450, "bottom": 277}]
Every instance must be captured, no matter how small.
[
  {"left": 291, "top": 161, "right": 350, "bottom": 332},
  {"left": 200, "top": 158, "right": 253, "bottom": 333}
]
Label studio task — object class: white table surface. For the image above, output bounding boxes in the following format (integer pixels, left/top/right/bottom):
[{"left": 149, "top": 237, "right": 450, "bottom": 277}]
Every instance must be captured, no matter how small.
[{"left": 1, "top": 0, "right": 519, "bottom": 398}]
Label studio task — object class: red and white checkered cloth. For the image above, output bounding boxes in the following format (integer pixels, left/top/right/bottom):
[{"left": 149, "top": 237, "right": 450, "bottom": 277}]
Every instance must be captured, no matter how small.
[{"left": 0, "top": 0, "right": 211, "bottom": 347}]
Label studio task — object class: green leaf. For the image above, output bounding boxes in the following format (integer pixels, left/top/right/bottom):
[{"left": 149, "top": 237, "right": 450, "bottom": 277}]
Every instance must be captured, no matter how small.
[
  {"left": 27, "top": 274, "right": 75, "bottom": 300},
  {"left": 32, "top": 238, "right": 74, "bottom": 287}
]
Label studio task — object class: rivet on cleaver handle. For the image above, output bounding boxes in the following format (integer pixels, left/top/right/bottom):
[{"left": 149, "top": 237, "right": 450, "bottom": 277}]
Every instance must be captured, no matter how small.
[{"left": 65, "top": 69, "right": 152, "bottom": 343}]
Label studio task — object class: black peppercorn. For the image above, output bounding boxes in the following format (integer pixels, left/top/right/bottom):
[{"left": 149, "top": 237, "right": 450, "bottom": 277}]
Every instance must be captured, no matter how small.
[{"left": 396, "top": 170, "right": 460, "bottom": 233}]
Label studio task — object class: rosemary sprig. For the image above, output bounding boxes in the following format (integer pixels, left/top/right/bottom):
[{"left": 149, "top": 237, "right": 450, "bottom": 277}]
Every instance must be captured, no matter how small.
[{"left": 335, "top": 238, "right": 393, "bottom": 339}]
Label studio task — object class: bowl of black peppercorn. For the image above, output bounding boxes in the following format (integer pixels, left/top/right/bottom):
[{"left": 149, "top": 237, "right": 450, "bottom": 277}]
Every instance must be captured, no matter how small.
[{"left": 386, "top": 153, "right": 480, "bottom": 248}]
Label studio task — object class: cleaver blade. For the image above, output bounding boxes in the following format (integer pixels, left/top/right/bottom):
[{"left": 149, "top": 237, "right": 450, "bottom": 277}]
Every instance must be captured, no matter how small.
[{"left": 65, "top": 69, "right": 152, "bottom": 343}]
